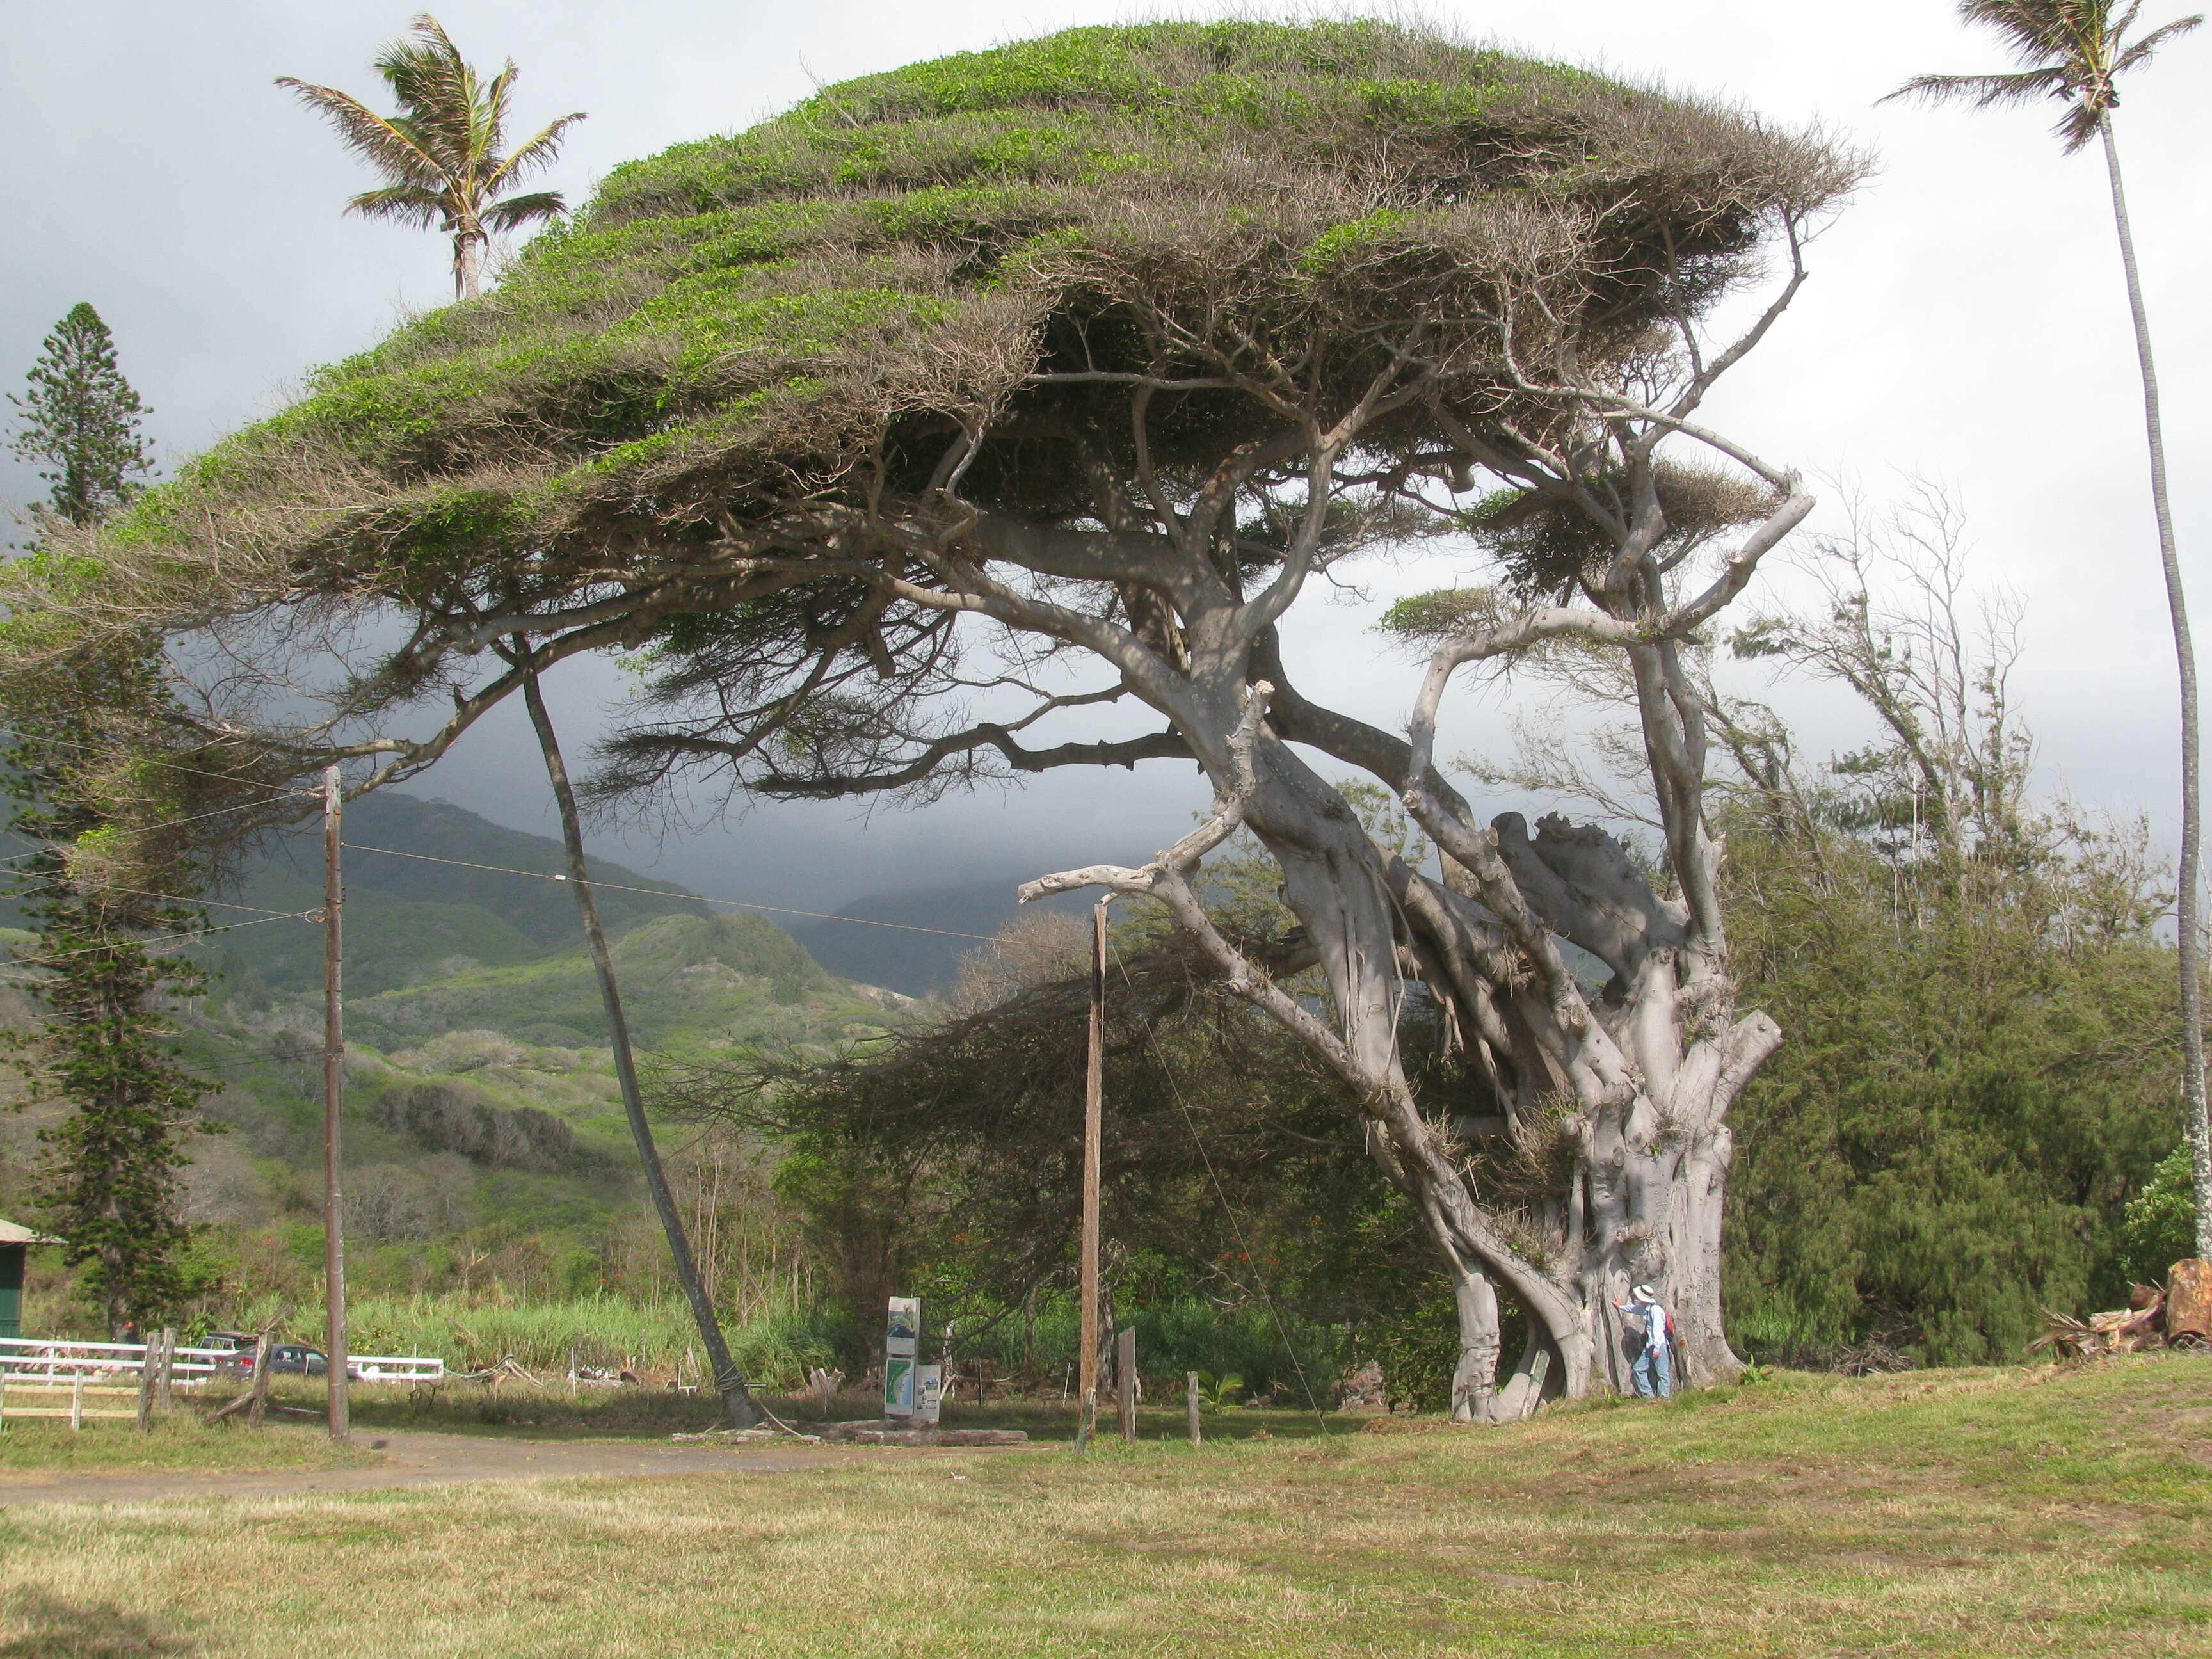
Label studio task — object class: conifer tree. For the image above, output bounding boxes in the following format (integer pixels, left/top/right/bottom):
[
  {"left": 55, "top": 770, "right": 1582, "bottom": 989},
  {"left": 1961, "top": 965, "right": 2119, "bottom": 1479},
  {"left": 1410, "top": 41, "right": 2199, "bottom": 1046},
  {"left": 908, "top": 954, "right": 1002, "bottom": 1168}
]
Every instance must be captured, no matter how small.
[
  {"left": 1, "top": 675, "right": 215, "bottom": 1336},
  {"left": 4, "top": 305, "right": 210, "bottom": 1335},
  {"left": 8, "top": 303, "right": 155, "bottom": 526}
]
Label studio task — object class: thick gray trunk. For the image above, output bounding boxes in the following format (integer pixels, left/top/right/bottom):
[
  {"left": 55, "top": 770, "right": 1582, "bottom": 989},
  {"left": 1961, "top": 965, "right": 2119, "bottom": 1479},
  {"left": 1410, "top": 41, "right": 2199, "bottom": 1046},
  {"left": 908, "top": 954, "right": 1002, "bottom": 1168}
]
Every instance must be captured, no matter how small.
[
  {"left": 2103, "top": 117, "right": 2208, "bottom": 1260},
  {"left": 1449, "top": 1267, "right": 1500, "bottom": 1423},
  {"left": 1233, "top": 731, "right": 1755, "bottom": 1406}
]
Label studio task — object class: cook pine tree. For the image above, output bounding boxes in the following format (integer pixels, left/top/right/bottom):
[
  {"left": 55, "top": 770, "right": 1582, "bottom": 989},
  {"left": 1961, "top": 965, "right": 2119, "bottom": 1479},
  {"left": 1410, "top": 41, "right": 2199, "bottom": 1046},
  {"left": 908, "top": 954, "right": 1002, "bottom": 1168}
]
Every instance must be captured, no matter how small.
[{"left": 4, "top": 304, "right": 211, "bottom": 1335}]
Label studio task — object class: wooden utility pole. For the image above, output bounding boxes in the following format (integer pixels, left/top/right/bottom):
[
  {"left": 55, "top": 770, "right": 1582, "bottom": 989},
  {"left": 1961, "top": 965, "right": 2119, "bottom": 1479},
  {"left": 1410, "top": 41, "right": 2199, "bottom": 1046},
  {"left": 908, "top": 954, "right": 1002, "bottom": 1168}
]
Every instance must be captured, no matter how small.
[
  {"left": 321, "top": 765, "right": 349, "bottom": 1441},
  {"left": 1078, "top": 896, "right": 1107, "bottom": 1446}
]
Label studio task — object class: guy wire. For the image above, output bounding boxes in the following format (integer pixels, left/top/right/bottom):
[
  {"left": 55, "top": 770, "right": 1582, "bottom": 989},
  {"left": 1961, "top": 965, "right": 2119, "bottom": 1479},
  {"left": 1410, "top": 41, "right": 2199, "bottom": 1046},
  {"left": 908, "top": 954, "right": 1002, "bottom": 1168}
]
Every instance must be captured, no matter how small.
[{"left": 1109, "top": 941, "right": 1334, "bottom": 1438}]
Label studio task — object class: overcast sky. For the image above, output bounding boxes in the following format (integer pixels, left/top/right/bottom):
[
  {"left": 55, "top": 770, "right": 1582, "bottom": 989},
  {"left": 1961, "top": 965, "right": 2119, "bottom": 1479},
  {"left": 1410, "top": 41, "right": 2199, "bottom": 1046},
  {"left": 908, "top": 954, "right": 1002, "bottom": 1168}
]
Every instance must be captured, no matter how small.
[{"left": 3, "top": 0, "right": 2206, "bottom": 918}]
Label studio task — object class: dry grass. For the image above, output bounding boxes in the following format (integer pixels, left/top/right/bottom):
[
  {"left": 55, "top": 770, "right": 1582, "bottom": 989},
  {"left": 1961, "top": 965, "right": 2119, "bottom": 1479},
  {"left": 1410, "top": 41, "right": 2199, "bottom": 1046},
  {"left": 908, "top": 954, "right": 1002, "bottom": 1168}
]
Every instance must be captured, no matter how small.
[
  {"left": 0, "top": 1356, "right": 2206, "bottom": 1656},
  {"left": 0, "top": 1413, "right": 378, "bottom": 1477}
]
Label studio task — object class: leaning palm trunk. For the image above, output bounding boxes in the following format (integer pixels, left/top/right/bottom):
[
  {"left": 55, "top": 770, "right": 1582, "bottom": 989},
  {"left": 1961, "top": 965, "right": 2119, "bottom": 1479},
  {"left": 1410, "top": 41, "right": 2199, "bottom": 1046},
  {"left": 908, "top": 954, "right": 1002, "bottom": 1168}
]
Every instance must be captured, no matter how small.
[
  {"left": 2101, "top": 115, "right": 2209, "bottom": 1258},
  {"left": 522, "top": 671, "right": 757, "bottom": 1428}
]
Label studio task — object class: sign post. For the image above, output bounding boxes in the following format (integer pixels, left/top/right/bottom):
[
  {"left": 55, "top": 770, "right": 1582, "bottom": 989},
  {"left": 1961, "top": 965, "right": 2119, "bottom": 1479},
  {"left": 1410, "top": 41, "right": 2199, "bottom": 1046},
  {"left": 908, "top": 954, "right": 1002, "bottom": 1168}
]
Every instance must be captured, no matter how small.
[
  {"left": 884, "top": 1296, "right": 919, "bottom": 1418},
  {"left": 913, "top": 1364, "right": 943, "bottom": 1425}
]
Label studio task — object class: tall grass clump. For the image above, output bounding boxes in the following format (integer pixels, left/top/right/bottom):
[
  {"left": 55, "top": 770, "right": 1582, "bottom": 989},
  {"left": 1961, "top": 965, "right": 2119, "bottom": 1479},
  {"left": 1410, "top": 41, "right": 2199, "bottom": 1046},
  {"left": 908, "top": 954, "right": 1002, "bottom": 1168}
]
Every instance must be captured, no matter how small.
[{"left": 229, "top": 1291, "right": 834, "bottom": 1388}]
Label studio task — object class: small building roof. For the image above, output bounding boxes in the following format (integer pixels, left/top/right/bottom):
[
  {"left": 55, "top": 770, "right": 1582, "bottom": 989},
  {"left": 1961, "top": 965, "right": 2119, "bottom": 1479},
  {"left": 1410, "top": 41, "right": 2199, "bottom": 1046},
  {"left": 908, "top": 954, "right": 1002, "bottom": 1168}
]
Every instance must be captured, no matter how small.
[{"left": 0, "top": 1218, "right": 58, "bottom": 1246}]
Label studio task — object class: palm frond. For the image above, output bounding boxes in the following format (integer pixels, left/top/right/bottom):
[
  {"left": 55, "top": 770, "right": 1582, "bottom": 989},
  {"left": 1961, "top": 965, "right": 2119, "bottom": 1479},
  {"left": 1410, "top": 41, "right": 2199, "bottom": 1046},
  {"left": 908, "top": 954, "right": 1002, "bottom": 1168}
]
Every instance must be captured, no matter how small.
[
  {"left": 2055, "top": 100, "right": 2104, "bottom": 149},
  {"left": 1957, "top": 0, "right": 2088, "bottom": 67},
  {"left": 1881, "top": 67, "right": 2069, "bottom": 108},
  {"left": 284, "top": 12, "right": 586, "bottom": 287},
  {"left": 2113, "top": 12, "right": 2205, "bottom": 72},
  {"left": 275, "top": 77, "right": 445, "bottom": 189},
  {"left": 483, "top": 112, "right": 588, "bottom": 193},
  {"left": 377, "top": 15, "right": 480, "bottom": 173},
  {"left": 481, "top": 190, "right": 566, "bottom": 232},
  {"left": 480, "top": 60, "right": 520, "bottom": 140},
  {"left": 344, "top": 183, "right": 451, "bottom": 231}
]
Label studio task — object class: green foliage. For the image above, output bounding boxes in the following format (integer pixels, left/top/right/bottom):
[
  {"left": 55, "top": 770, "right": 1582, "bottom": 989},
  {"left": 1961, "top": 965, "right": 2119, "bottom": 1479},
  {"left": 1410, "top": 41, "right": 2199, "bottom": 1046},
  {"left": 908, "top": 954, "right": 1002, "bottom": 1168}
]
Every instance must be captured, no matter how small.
[
  {"left": 332, "top": 1292, "right": 833, "bottom": 1387},
  {"left": 1377, "top": 587, "right": 1503, "bottom": 645},
  {"left": 1298, "top": 209, "right": 1420, "bottom": 273},
  {"left": 665, "top": 890, "right": 1483, "bottom": 1400},
  {"left": 1194, "top": 1371, "right": 1244, "bottom": 1411},
  {"left": 2121, "top": 1144, "right": 2199, "bottom": 1282},
  {"left": 0, "top": 656, "right": 215, "bottom": 1334},
  {"left": 1723, "top": 819, "right": 2179, "bottom": 1365},
  {"left": 6, "top": 303, "right": 154, "bottom": 527},
  {"left": 86, "top": 17, "right": 1838, "bottom": 591}
]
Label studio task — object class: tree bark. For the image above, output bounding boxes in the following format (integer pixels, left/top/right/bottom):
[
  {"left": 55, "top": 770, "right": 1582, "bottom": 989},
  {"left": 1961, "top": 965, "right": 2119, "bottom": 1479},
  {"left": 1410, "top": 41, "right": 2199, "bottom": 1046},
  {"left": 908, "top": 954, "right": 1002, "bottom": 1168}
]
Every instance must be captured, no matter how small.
[
  {"left": 522, "top": 671, "right": 756, "bottom": 1428},
  {"left": 2102, "top": 116, "right": 2208, "bottom": 1259},
  {"left": 1448, "top": 1267, "right": 1500, "bottom": 1423},
  {"left": 454, "top": 228, "right": 485, "bottom": 302},
  {"left": 1227, "top": 726, "right": 1766, "bottom": 1403}
]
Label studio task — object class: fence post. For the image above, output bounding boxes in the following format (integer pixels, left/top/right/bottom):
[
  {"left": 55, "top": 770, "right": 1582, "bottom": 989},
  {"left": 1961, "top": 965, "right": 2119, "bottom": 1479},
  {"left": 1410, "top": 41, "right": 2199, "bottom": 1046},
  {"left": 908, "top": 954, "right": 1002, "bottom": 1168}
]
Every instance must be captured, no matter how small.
[
  {"left": 247, "top": 1333, "right": 273, "bottom": 1427},
  {"left": 1187, "top": 1370, "right": 1201, "bottom": 1448},
  {"left": 1, "top": 1370, "right": 8, "bottom": 1425},
  {"left": 1116, "top": 1327, "right": 1137, "bottom": 1443},
  {"left": 157, "top": 1329, "right": 176, "bottom": 1412},
  {"left": 137, "top": 1340, "right": 156, "bottom": 1432},
  {"left": 70, "top": 1370, "right": 83, "bottom": 1431},
  {"left": 568, "top": 1342, "right": 579, "bottom": 1403}
]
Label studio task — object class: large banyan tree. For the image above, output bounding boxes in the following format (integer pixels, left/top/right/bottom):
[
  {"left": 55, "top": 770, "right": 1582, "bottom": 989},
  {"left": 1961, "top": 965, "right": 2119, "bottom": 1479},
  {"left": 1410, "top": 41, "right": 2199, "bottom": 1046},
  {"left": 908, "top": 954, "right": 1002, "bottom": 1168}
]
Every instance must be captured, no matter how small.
[{"left": 7, "top": 21, "right": 1858, "bottom": 1410}]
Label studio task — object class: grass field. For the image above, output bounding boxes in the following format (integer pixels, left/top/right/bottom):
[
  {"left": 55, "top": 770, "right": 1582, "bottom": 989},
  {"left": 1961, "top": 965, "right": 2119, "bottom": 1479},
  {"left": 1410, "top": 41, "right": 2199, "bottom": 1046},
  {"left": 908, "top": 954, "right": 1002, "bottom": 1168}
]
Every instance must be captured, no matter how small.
[
  {"left": 0, "top": 1412, "right": 381, "bottom": 1475},
  {"left": 1, "top": 1356, "right": 2206, "bottom": 1656}
]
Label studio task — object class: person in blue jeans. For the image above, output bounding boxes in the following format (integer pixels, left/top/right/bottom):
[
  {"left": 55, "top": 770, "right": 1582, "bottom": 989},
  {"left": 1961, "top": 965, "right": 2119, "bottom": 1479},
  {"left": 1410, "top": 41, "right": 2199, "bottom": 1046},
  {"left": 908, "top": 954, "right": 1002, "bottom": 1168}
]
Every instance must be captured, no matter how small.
[{"left": 1617, "top": 1283, "right": 1676, "bottom": 1399}]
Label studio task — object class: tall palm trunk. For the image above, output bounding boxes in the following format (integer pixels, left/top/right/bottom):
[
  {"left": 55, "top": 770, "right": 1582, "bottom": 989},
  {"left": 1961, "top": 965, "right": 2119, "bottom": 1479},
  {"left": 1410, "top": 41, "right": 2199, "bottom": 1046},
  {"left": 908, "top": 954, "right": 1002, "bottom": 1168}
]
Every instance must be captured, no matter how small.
[
  {"left": 522, "top": 671, "right": 757, "bottom": 1427},
  {"left": 2101, "top": 115, "right": 2209, "bottom": 1259}
]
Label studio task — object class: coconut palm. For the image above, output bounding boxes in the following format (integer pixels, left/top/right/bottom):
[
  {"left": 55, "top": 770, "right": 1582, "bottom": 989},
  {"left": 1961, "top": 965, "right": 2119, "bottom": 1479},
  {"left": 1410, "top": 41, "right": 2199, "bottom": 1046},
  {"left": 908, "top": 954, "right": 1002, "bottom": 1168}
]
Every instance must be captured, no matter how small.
[
  {"left": 1887, "top": 3, "right": 2208, "bottom": 1259},
  {"left": 280, "top": 13, "right": 584, "bottom": 301}
]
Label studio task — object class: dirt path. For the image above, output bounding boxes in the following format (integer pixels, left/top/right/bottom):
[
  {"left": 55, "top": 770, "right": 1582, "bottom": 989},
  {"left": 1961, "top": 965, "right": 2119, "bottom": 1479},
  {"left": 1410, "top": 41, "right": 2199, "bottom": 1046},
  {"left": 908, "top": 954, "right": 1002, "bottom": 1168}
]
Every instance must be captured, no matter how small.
[{"left": 0, "top": 1431, "right": 926, "bottom": 1507}]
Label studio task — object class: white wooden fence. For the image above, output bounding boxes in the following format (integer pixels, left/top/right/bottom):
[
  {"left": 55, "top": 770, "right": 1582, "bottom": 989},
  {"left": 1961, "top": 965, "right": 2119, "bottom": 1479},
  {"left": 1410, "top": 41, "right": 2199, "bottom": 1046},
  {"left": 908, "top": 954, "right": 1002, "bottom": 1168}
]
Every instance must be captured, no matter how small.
[
  {"left": 0, "top": 1336, "right": 444, "bottom": 1427},
  {"left": 0, "top": 1335, "right": 230, "bottom": 1390}
]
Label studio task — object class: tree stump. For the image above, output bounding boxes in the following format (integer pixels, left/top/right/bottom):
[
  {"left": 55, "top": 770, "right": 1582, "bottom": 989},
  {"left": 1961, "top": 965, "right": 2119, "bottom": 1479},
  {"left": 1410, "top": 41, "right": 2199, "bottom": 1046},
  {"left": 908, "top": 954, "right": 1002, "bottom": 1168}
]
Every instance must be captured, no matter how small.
[{"left": 2166, "top": 1261, "right": 2212, "bottom": 1345}]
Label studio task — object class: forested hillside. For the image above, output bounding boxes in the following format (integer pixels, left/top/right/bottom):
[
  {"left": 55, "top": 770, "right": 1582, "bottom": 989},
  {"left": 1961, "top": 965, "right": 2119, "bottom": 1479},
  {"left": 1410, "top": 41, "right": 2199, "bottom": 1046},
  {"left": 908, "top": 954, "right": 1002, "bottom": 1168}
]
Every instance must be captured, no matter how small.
[{"left": 0, "top": 794, "right": 909, "bottom": 1326}]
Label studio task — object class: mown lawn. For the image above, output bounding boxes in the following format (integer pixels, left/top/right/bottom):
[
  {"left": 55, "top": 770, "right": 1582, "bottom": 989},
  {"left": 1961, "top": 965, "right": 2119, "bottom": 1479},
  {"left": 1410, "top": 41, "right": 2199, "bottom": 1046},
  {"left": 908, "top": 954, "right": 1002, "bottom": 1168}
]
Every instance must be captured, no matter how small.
[{"left": 0, "top": 1356, "right": 2206, "bottom": 1657}]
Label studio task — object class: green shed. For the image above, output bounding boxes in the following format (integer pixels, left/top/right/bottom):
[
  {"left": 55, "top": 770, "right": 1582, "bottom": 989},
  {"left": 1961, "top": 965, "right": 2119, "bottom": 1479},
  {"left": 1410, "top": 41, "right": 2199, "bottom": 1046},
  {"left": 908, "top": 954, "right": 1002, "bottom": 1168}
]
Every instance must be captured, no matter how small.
[{"left": 0, "top": 1218, "right": 55, "bottom": 1342}]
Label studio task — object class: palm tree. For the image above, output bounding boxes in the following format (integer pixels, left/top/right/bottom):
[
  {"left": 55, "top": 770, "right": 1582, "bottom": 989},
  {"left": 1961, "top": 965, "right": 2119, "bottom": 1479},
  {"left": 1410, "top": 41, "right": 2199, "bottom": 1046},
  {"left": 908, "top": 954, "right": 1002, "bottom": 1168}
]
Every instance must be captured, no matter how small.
[
  {"left": 280, "top": 13, "right": 585, "bottom": 301},
  {"left": 1887, "top": 2, "right": 2208, "bottom": 1259}
]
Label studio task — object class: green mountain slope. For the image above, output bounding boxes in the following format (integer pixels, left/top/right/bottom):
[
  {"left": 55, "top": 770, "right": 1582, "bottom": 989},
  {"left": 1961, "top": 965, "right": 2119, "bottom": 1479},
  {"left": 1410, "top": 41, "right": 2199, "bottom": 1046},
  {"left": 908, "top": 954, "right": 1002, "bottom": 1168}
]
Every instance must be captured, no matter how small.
[
  {"left": 143, "top": 796, "right": 911, "bottom": 1253},
  {"left": 214, "top": 792, "right": 710, "bottom": 998}
]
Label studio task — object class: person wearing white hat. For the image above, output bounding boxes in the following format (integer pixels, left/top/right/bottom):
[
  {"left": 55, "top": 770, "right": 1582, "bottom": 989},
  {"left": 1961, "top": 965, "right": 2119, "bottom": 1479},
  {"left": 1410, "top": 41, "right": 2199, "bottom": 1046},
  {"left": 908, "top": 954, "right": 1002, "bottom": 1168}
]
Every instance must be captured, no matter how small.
[{"left": 1615, "top": 1283, "right": 1676, "bottom": 1399}]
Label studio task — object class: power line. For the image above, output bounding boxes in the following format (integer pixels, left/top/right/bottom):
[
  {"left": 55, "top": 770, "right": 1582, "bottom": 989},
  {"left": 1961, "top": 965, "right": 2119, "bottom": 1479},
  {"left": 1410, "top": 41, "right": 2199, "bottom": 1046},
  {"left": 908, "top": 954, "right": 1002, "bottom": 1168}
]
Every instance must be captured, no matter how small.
[
  {"left": 0, "top": 723, "right": 1004, "bottom": 947},
  {"left": 1, "top": 792, "right": 318, "bottom": 851},
  {"left": 339, "top": 840, "right": 999, "bottom": 944},
  {"left": 5, "top": 866, "right": 303, "bottom": 920},
  {"left": 6, "top": 908, "right": 321, "bottom": 965}
]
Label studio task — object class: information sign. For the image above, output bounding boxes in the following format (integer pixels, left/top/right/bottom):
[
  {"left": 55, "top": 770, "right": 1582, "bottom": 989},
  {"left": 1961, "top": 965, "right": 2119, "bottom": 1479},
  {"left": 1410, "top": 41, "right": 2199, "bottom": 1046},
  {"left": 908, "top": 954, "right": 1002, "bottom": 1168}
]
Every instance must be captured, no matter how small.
[{"left": 885, "top": 1297, "right": 920, "bottom": 1416}]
